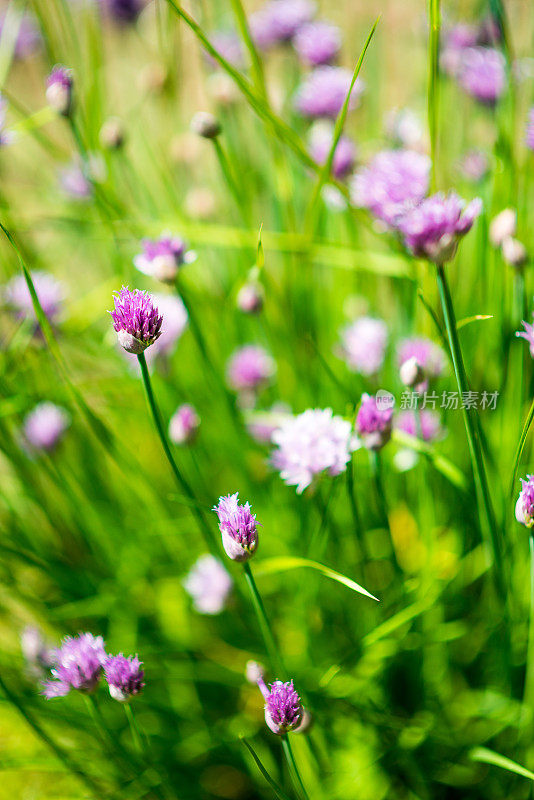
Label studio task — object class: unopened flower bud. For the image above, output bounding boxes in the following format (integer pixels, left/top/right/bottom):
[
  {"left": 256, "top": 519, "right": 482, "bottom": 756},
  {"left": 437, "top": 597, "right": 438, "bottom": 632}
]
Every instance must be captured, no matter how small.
[
  {"left": 399, "top": 356, "right": 425, "bottom": 388},
  {"left": 46, "top": 65, "right": 73, "bottom": 116},
  {"left": 489, "top": 208, "right": 517, "bottom": 247},
  {"left": 191, "top": 111, "right": 221, "bottom": 139},
  {"left": 245, "top": 660, "right": 265, "bottom": 684},
  {"left": 237, "top": 282, "right": 264, "bottom": 314},
  {"left": 516, "top": 475, "right": 534, "bottom": 528},
  {"left": 99, "top": 117, "right": 125, "bottom": 150},
  {"left": 169, "top": 403, "right": 200, "bottom": 445},
  {"left": 213, "top": 492, "right": 259, "bottom": 561},
  {"left": 256, "top": 678, "right": 304, "bottom": 735},
  {"left": 502, "top": 236, "right": 527, "bottom": 269}
]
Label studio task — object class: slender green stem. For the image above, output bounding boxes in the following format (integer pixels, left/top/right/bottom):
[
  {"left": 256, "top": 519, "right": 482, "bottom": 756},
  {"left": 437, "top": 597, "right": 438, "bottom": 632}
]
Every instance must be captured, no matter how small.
[
  {"left": 281, "top": 735, "right": 309, "bottom": 800},
  {"left": 346, "top": 458, "right": 367, "bottom": 560},
  {"left": 137, "top": 352, "right": 216, "bottom": 550},
  {"left": 243, "top": 561, "right": 285, "bottom": 677},
  {"left": 124, "top": 703, "right": 143, "bottom": 753},
  {"left": 524, "top": 537, "right": 534, "bottom": 716},
  {"left": 212, "top": 137, "right": 251, "bottom": 225},
  {"left": 427, "top": 0, "right": 440, "bottom": 191},
  {"left": 370, "top": 451, "right": 400, "bottom": 573}
]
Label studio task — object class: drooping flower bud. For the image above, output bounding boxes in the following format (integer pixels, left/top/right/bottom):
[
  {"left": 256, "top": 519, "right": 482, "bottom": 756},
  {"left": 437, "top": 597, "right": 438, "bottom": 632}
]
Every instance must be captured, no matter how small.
[
  {"left": 516, "top": 475, "right": 534, "bottom": 528},
  {"left": 109, "top": 287, "right": 163, "bottom": 354},
  {"left": 46, "top": 65, "right": 73, "bottom": 116},
  {"left": 104, "top": 654, "right": 145, "bottom": 702},
  {"left": 190, "top": 111, "right": 221, "bottom": 139},
  {"left": 399, "top": 356, "right": 425, "bottom": 388},
  {"left": 213, "top": 492, "right": 259, "bottom": 561}
]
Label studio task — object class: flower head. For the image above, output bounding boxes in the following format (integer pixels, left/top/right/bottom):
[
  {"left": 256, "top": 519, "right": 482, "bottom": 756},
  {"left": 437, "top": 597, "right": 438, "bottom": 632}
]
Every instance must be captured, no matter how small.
[
  {"left": 350, "top": 150, "right": 431, "bottom": 228},
  {"left": 526, "top": 108, "right": 534, "bottom": 152},
  {"left": 110, "top": 287, "right": 163, "bottom": 354},
  {"left": 213, "top": 492, "right": 259, "bottom": 561},
  {"left": 59, "top": 161, "right": 92, "bottom": 200},
  {"left": 250, "top": 0, "right": 316, "bottom": 50},
  {"left": 104, "top": 654, "right": 144, "bottom": 702},
  {"left": 337, "top": 316, "right": 388, "bottom": 375},
  {"left": 309, "top": 121, "right": 356, "bottom": 179},
  {"left": 237, "top": 281, "right": 264, "bottom": 314},
  {"left": 261, "top": 679, "right": 303, "bottom": 735},
  {"left": 293, "top": 20, "right": 341, "bottom": 65},
  {"left": 489, "top": 208, "right": 516, "bottom": 247},
  {"left": 395, "top": 409, "right": 444, "bottom": 442},
  {"left": 134, "top": 234, "right": 194, "bottom": 283},
  {"left": 397, "top": 337, "right": 446, "bottom": 388},
  {"left": 21, "top": 626, "right": 54, "bottom": 678},
  {"left": 355, "top": 392, "right": 394, "bottom": 451},
  {"left": 206, "top": 32, "right": 245, "bottom": 69},
  {"left": 183, "top": 554, "right": 233, "bottom": 614},
  {"left": 294, "top": 66, "right": 363, "bottom": 119},
  {"left": 516, "top": 476, "right": 534, "bottom": 528},
  {"left": 4, "top": 270, "right": 65, "bottom": 326},
  {"left": 398, "top": 191, "right": 482, "bottom": 263},
  {"left": 271, "top": 408, "right": 355, "bottom": 493},
  {"left": 43, "top": 633, "right": 106, "bottom": 699},
  {"left": 46, "top": 65, "right": 73, "bottom": 116},
  {"left": 23, "top": 402, "right": 70, "bottom": 452},
  {"left": 440, "top": 23, "right": 478, "bottom": 76},
  {"left": 169, "top": 403, "right": 200, "bottom": 445},
  {"left": 459, "top": 149, "right": 489, "bottom": 182},
  {"left": 517, "top": 316, "right": 534, "bottom": 357},
  {"left": 226, "top": 345, "right": 276, "bottom": 393},
  {"left": 458, "top": 46, "right": 506, "bottom": 105}
]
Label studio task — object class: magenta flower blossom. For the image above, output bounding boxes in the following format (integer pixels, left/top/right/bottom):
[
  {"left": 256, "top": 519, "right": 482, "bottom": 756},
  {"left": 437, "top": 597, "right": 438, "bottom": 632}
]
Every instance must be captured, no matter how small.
[
  {"left": 516, "top": 476, "right": 534, "bottom": 528},
  {"left": 250, "top": 0, "right": 316, "bottom": 50},
  {"left": 133, "top": 233, "right": 195, "bottom": 283},
  {"left": 213, "top": 492, "right": 259, "bottom": 561},
  {"left": 104, "top": 654, "right": 144, "bottom": 702},
  {"left": 397, "top": 337, "right": 446, "bottom": 384},
  {"left": 526, "top": 108, "right": 534, "bottom": 152},
  {"left": 256, "top": 676, "right": 303, "bottom": 735},
  {"left": 4, "top": 270, "right": 65, "bottom": 326},
  {"left": 110, "top": 287, "right": 163, "bottom": 354},
  {"left": 271, "top": 408, "right": 355, "bottom": 493},
  {"left": 395, "top": 410, "right": 444, "bottom": 443},
  {"left": 226, "top": 345, "right": 276, "bottom": 393},
  {"left": 43, "top": 633, "right": 106, "bottom": 699},
  {"left": 459, "top": 149, "right": 489, "bottom": 182},
  {"left": 23, "top": 402, "right": 70, "bottom": 452},
  {"left": 294, "top": 66, "right": 363, "bottom": 119},
  {"left": 350, "top": 150, "right": 431, "bottom": 228},
  {"left": 46, "top": 65, "right": 73, "bottom": 116},
  {"left": 355, "top": 392, "right": 394, "bottom": 451},
  {"left": 293, "top": 20, "right": 341, "bottom": 65},
  {"left": 517, "top": 316, "right": 534, "bottom": 357},
  {"left": 458, "top": 47, "right": 506, "bottom": 105},
  {"left": 309, "top": 122, "right": 356, "bottom": 179},
  {"left": 183, "top": 554, "right": 233, "bottom": 614},
  {"left": 206, "top": 32, "right": 244, "bottom": 69},
  {"left": 169, "top": 403, "right": 200, "bottom": 445},
  {"left": 398, "top": 192, "right": 482, "bottom": 263},
  {"left": 337, "top": 316, "right": 388, "bottom": 376}
]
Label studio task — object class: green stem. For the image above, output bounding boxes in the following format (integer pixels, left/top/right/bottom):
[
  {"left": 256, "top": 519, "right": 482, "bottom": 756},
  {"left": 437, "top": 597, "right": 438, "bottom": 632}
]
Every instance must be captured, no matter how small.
[
  {"left": 137, "top": 352, "right": 216, "bottom": 550},
  {"left": 281, "top": 735, "right": 309, "bottom": 800},
  {"left": 524, "top": 537, "right": 534, "bottom": 715},
  {"left": 427, "top": 0, "right": 440, "bottom": 191},
  {"left": 346, "top": 458, "right": 367, "bottom": 560},
  {"left": 124, "top": 703, "right": 143, "bottom": 753},
  {"left": 212, "top": 137, "right": 251, "bottom": 225},
  {"left": 243, "top": 561, "right": 285, "bottom": 677}
]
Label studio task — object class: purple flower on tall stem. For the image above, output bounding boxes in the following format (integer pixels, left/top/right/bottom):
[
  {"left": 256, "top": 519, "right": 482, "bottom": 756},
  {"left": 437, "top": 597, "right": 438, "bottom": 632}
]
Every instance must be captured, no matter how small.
[
  {"left": 526, "top": 108, "right": 534, "bottom": 152},
  {"left": 398, "top": 192, "right": 482, "bottom": 264},
  {"left": 355, "top": 392, "right": 394, "bottom": 451},
  {"left": 213, "top": 492, "right": 259, "bottom": 561},
  {"left": 133, "top": 233, "right": 195, "bottom": 283},
  {"left": 4, "top": 270, "right": 66, "bottom": 327},
  {"left": 46, "top": 65, "right": 73, "bottom": 116},
  {"left": 337, "top": 316, "right": 388, "bottom": 376},
  {"left": 516, "top": 476, "right": 534, "bottom": 528},
  {"left": 292, "top": 20, "right": 341, "bottom": 65},
  {"left": 183, "top": 554, "right": 233, "bottom": 614},
  {"left": 42, "top": 633, "right": 106, "bottom": 699},
  {"left": 255, "top": 675, "right": 303, "bottom": 734},
  {"left": 104, "top": 654, "right": 145, "bottom": 702},
  {"left": 350, "top": 150, "right": 431, "bottom": 228},
  {"left": 226, "top": 345, "right": 276, "bottom": 394},
  {"left": 457, "top": 47, "right": 506, "bottom": 105},
  {"left": 23, "top": 402, "right": 70, "bottom": 452},
  {"left": 294, "top": 66, "right": 363, "bottom": 119},
  {"left": 110, "top": 287, "right": 163, "bottom": 354},
  {"left": 169, "top": 403, "right": 200, "bottom": 445},
  {"left": 249, "top": 0, "right": 316, "bottom": 50},
  {"left": 309, "top": 122, "right": 356, "bottom": 179}
]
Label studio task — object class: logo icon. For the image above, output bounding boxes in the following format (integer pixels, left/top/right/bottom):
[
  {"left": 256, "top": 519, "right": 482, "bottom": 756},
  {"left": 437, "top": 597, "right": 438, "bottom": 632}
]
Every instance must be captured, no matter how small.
[{"left": 376, "top": 390, "right": 395, "bottom": 411}]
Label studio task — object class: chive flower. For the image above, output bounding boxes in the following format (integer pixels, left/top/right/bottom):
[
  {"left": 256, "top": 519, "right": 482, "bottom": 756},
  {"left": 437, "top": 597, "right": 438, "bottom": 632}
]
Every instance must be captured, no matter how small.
[
  {"left": 337, "top": 316, "right": 388, "bottom": 376},
  {"left": 46, "top": 65, "right": 73, "bottom": 116},
  {"left": 23, "top": 402, "right": 70, "bottom": 452},
  {"left": 355, "top": 392, "right": 394, "bottom": 451},
  {"left": 104, "top": 654, "right": 145, "bottom": 702},
  {"left": 294, "top": 66, "right": 363, "bottom": 119},
  {"left": 169, "top": 403, "right": 200, "bottom": 445},
  {"left": 293, "top": 20, "right": 341, "bottom": 66},
  {"left": 457, "top": 46, "right": 506, "bottom": 105},
  {"left": 309, "top": 121, "right": 356, "bottom": 179},
  {"left": 516, "top": 476, "right": 534, "bottom": 528},
  {"left": 134, "top": 233, "right": 195, "bottom": 283},
  {"left": 183, "top": 554, "right": 233, "bottom": 614},
  {"left": 226, "top": 345, "right": 276, "bottom": 394},
  {"left": 110, "top": 286, "right": 163, "bottom": 354},
  {"left": 256, "top": 676, "right": 304, "bottom": 735},
  {"left": 4, "top": 270, "right": 65, "bottom": 328},
  {"left": 213, "top": 492, "right": 259, "bottom": 561},
  {"left": 250, "top": 0, "right": 317, "bottom": 50},
  {"left": 42, "top": 633, "right": 106, "bottom": 698}
]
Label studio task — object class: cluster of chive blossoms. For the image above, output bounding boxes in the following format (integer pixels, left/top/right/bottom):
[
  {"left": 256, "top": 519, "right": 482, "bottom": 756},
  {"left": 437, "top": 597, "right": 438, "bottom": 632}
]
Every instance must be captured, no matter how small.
[
  {"left": 110, "top": 286, "right": 163, "bottom": 354},
  {"left": 134, "top": 233, "right": 195, "bottom": 283},
  {"left": 271, "top": 408, "right": 355, "bottom": 493},
  {"left": 516, "top": 476, "right": 534, "bottom": 529},
  {"left": 337, "top": 316, "right": 388, "bottom": 376},
  {"left": 213, "top": 493, "right": 259, "bottom": 561}
]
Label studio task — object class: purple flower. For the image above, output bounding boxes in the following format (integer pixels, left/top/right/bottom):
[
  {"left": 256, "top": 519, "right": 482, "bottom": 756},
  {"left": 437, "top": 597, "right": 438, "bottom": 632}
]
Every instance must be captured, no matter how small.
[
  {"left": 294, "top": 66, "right": 363, "bottom": 119},
  {"left": 4, "top": 270, "right": 65, "bottom": 326},
  {"left": 59, "top": 161, "right": 92, "bottom": 200},
  {"left": 169, "top": 403, "right": 200, "bottom": 445},
  {"left": 21, "top": 626, "right": 54, "bottom": 678},
  {"left": 206, "top": 32, "right": 244, "bottom": 69},
  {"left": 213, "top": 492, "right": 259, "bottom": 561},
  {"left": 237, "top": 281, "right": 264, "bottom": 314},
  {"left": 458, "top": 47, "right": 506, "bottom": 105},
  {"left": 271, "top": 408, "right": 355, "bottom": 493},
  {"left": 459, "top": 149, "right": 489, "bottom": 182},
  {"left": 337, "top": 316, "right": 388, "bottom": 376},
  {"left": 226, "top": 345, "right": 276, "bottom": 393},
  {"left": 292, "top": 20, "right": 341, "bottom": 66},
  {"left": 526, "top": 108, "right": 534, "bottom": 151},
  {"left": 355, "top": 392, "right": 394, "bottom": 451},
  {"left": 133, "top": 233, "right": 195, "bottom": 283},
  {"left": 23, "top": 402, "right": 70, "bottom": 452},
  {"left": 110, "top": 286, "right": 163, "bottom": 354},
  {"left": 256, "top": 677, "right": 303, "bottom": 735},
  {"left": 440, "top": 23, "right": 478, "bottom": 76},
  {"left": 517, "top": 316, "right": 534, "bottom": 357},
  {"left": 395, "top": 409, "right": 444, "bottom": 443},
  {"left": 516, "top": 476, "right": 534, "bottom": 528},
  {"left": 309, "top": 122, "right": 356, "bottom": 179},
  {"left": 43, "top": 633, "right": 106, "bottom": 699},
  {"left": 46, "top": 65, "right": 73, "bottom": 116},
  {"left": 183, "top": 554, "right": 233, "bottom": 614},
  {"left": 101, "top": 0, "right": 145, "bottom": 24},
  {"left": 104, "top": 654, "right": 144, "bottom": 702},
  {"left": 0, "top": 11, "right": 41, "bottom": 59},
  {"left": 489, "top": 208, "right": 516, "bottom": 247},
  {"left": 250, "top": 0, "right": 316, "bottom": 50},
  {"left": 397, "top": 337, "right": 446, "bottom": 388},
  {"left": 350, "top": 150, "right": 431, "bottom": 228},
  {"left": 398, "top": 192, "right": 482, "bottom": 263}
]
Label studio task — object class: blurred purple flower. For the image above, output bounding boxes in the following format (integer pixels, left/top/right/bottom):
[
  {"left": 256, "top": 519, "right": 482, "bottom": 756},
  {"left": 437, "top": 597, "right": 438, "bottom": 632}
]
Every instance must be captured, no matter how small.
[
  {"left": 440, "top": 23, "right": 478, "bottom": 76},
  {"left": 213, "top": 492, "right": 259, "bottom": 561},
  {"left": 169, "top": 403, "right": 200, "bottom": 445},
  {"left": 250, "top": 0, "right": 316, "bottom": 50},
  {"left": 237, "top": 281, "right": 264, "bottom": 314},
  {"left": 183, "top": 554, "right": 233, "bottom": 614},
  {"left": 23, "top": 402, "right": 70, "bottom": 452},
  {"left": 21, "top": 626, "right": 54, "bottom": 678},
  {"left": 59, "top": 161, "right": 92, "bottom": 200},
  {"left": 459, "top": 149, "right": 489, "bottom": 182},
  {"left": 526, "top": 108, "right": 534, "bottom": 151},
  {"left": 292, "top": 20, "right": 341, "bottom": 65},
  {"left": 517, "top": 316, "right": 534, "bottom": 357},
  {"left": 516, "top": 475, "right": 534, "bottom": 528},
  {"left": 338, "top": 316, "right": 388, "bottom": 376},
  {"left": 355, "top": 392, "right": 393, "bottom": 451},
  {"left": 271, "top": 408, "right": 355, "bottom": 493},
  {"left": 104, "top": 654, "right": 144, "bottom": 702},
  {"left": 0, "top": 11, "right": 41, "bottom": 59},
  {"left": 395, "top": 409, "right": 444, "bottom": 442},
  {"left": 133, "top": 233, "right": 195, "bottom": 283},
  {"left": 43, "top": 633, "right": 106, "bottom": 699},
  {"left": 46, "top": 65, "right": 73, "bottom": 116},
  {"left": 226, "top": 345, "right": 276, "bottom": 393},
  {"left": 4, "top": 270, "right": 66, "bottom": 326},
  {"left": 398, "top": 192, "right": 482, "bottom": 263},
  {"left": 256, "top": 677, "right": 303, "bottom": 734},
  {"left": 110, "top": 286, "right": 163, "bottom": 354},
  {"left": 206, "top": 32, "right": 244, "bottom": 69},
  {"left": 0, "top": 95, "right": 14, "bottom": 146},
  {"left": 309, "top": 122, "right": 356, "bottom": 179},
  {"left": 350, "top": 149, "right": 431, "bottom": 228},
  {"left": 397, "top": 337, "right": 445, "bottom": 383},
  {"left": 294, "top": 66, "right": 363, "bottom": 119},
  {"left": 458, "top": 47, "right": 506, "bottom": 105}
]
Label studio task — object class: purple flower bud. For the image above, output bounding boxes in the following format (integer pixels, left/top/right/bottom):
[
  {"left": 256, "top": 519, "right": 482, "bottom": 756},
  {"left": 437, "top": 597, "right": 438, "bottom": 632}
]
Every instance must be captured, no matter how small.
[
  {"left": 395, "top": 409, "right": 444, "bottom": 443},
  {"left": 259, "top": 679, "right": 303, "bottom": 735},
  {"left": 489, "top": 208, "right": 516, "bottom": 247},
  {"left": 309, "top": 121, "right": 357, "bottom": 179},
  {"left": 292, "top": 20, "right": 341, "bottom": 66},
  {"left": 23, "top": 402, "right": 70, "bottom": 452},
  {"left": 397, "top": 337, "right": 446, "bottom": 388},
  {"left": 226, "top": 345, "right": 276, "bottom": 393},
  {"left": 110, "top": 286, "right": 163, "bottom": 354},
  {"left": 337, "top": 316, "right": 388, "bottom": 376},
  {"left": 458, "top": 46, "right": 506, "bottom": 105},
  {"left": 516, "top": 475, "right": 534, "bottom": 528},
  {"left": 133, "top": 234, "right": 195, "bottom": 283},
  {"left": 169, "top": 403, "right": 200, "bottom": 445},
  {"left": 183, "top": 554, "right": 233, "bottom": 614},
  {"left": 350, "top": 150, "right": 431, "bottom": 228},
  {"left": 104, "top": 654, "right": 145, "bottom": 702},
  {"left": 517, "top": 315, "right": 534, "bottom": 356},
  {"left": 294, "top": 66, "right": 364, "bottom": 119},
  {"left": 355, "top": 392, "right": 393, "bottom": 451},
  {"left": 398, "top": 192, "right": 482, "bottom": 264},
  {"left": 4, "top": 270, "right": 66, "bottom": 328},
  {"left": 526, "top": 108, "right": 534, "bottom": 152},
  {"left": 237, "top": 282, "right": 264, "bottom": 314},
  {"left": 250, "top": 0, "right": 316, "bottom": 50},
  {"left": 46, "top": 65, "right": 73, "bottom": 116},
  {"left": 43, "top": 633, "right": 106, "bottom": 699},
  {"left": 440, "top": 24, "right": 478, "bottom": 77},
  {"left": 99, "top": 117, "right": 125, "bottom": 150},
  {"left": 58, "top": 160, "right": 93, "bottom": 200},
  {"left": 213, "top": 492, "right": 259, "bottom": 561}
]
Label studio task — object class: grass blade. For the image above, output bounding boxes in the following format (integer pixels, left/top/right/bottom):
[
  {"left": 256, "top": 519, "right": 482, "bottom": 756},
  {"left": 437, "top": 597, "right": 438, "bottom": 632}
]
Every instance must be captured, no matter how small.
[
  {"left": 241, "top": 738, "right": 292, "bottom": 800},
  {"left": 254, "top": 556, "right": 379, "bottom": 601},
  {"left": 470, "top": 747, "right": 534, "bottom": 781},
  {"left": 392, "top": 429, "right": 467, "bottom": 489},
  {"left": 510, "top": 395, "right": 534, "bottom": 496}
]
